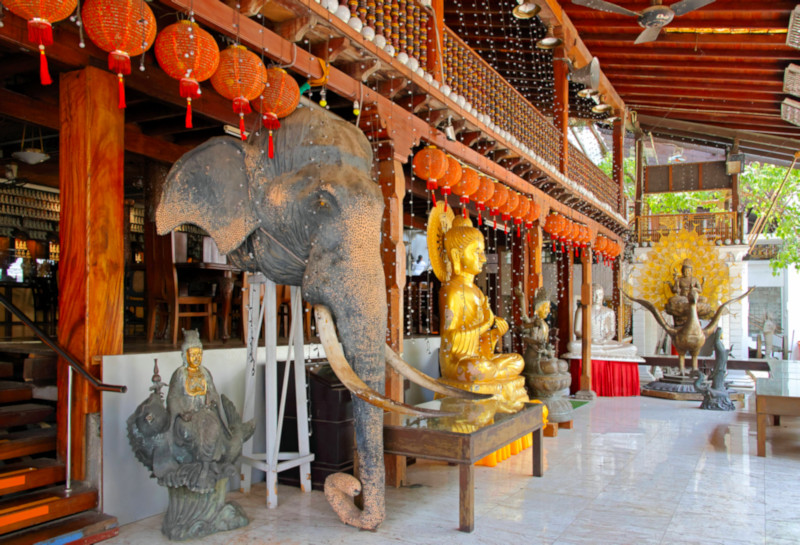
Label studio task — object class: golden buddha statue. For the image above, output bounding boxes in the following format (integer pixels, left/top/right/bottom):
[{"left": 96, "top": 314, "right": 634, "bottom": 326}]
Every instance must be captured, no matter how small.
[{"left": 427, "top": 202, "right": 529, "bottom": 413}]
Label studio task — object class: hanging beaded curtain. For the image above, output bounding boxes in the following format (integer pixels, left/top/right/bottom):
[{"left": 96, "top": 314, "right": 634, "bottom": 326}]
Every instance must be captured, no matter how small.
[
  {"left": 471, "top": 176, "right": 495, "bottom": 226},
  {"left": 4, "top": 0, "right": 78, "bottom": 85},
  {"left": 155, "top": 20, "right": 220, "bottom": 129},
  {"left": 451, "top": 167, "right": 479, "bottom": 219},
  {"left": 437, "top": 155, "right": 462, "bottom": 212},
  {"left": 254, "top": 67, "right": 301, "bottom": 158},
  {"left": 82, "top": 0, "right": 157, "bottom": 108},
  {"left": 210, "top": 45, "right": 267, "bottom": 141},
  {"left": 412, "top": 147, "right": 447, "bottom": 206}
]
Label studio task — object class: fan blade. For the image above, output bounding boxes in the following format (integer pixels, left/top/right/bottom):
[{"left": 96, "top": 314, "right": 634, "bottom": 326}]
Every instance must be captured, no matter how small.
[
  {"left": 670, "top": 0, "right": 716, "bottom": 17},
  {"left": 634, "top": 26, "right": 662, "bottom": 44},
  {"left": 571, "top": 0, "right": 640, "bottom": 17}
]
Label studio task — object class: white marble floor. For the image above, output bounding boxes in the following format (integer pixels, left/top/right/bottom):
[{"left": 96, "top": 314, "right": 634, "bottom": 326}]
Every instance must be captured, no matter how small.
[{"left": 106, "top": 395, "right": 800, "bottom": 545}]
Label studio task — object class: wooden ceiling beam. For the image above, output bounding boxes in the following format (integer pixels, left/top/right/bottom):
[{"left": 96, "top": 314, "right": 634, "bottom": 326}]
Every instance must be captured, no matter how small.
[
  {"left": 635, "top": 109, "right": 800, "bottom": 132},
  {"left": 583, "top": 33, "right": 791, "bottom": 48},
  {"left": 616, "top": 86, "right": 781, "bottom": 102},
  {"left": 609, "top": 75, "right": 784, "bottom": 91},
  {"left": 603, "top": 65, "right": 785, "bottom": 80},
  {"left": 627, "top": 98, "right": 781, "bottom": 115},
  {"left": 588, "top": 48, "right": 796, "bottom": 62}
]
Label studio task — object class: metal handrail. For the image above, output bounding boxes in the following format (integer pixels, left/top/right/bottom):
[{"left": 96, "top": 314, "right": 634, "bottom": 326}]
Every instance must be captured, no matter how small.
[{"left": 0, "top": 293, "right": 126, "bottom": 393}]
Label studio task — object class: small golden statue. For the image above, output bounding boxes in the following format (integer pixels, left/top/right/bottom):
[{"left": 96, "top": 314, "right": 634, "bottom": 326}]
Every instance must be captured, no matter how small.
[
  {"left": 665, "top": 259, "right": 713, "bottom": 326},
  {"left": 427, "top": 202, "right": 528, "bottom": 413}
]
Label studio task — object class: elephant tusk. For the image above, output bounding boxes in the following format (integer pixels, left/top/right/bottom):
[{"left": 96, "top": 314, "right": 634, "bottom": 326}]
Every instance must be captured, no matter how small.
[
  {"left": 384, "top": 345, "right": 493, "bottom": 400},
  {"left": 314, "top": 305, "right": 455, "bottom": 418}
]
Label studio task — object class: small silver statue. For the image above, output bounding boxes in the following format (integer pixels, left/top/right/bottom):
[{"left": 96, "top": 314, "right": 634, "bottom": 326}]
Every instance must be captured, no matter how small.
[{"left": 127, "top": 330, "right": 255, "bottom": 540}]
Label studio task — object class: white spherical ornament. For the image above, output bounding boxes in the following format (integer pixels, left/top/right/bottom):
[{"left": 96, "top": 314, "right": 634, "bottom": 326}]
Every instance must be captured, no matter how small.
[
  {"left": 383, "top": 44, "right": 396, "bottom": 56},
  {"left": 348, "top": 17, "right": 363, "bottom": 32},
  {"left": 431, "top": 79, "right": 440, "bottom": 89},
  {"left": 456, "top": 95, "right": 466, "bottom": 108},
  {"left": 406, "top": 57, "right": 419, "bottom": 72},
  {"left": 361, "top": 26, "right": 376, "bottom": 41},
  {"left": 470, "top": 107, "right": 478, "bottom": 116},
  {"left": 440, "top": 84, "right": 451, "bottom": 96},
  {"left": 464, "top": 101, "right": 472, "bottom": 111},
  {"left": 423, "top": 73, "right": 434, "bottom": 84},
  {"left": 325, "top": 0, "right": 338, "bottom": 12},
  {"left": 477, "top": 113, "right": 486, "bottom": 123},
  {"left": 373, "top": 34, "right": 387, "bottom": 49},
  {"left": 396, "top": 52, "right": 409, "bottom": 65},
  {"left": 335, "top": 5, "right": 351, "bottom": 22}
]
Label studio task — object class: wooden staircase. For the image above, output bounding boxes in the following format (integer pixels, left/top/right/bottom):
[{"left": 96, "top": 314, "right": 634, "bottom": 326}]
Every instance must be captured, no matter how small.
[{"left": 0, "top": 351, "right": 118, "bottom": 544}]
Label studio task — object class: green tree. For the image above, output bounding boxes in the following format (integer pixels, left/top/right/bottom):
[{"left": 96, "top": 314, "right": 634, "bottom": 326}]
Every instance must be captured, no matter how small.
[{"left": 739, "top": 161, "right": 800, "bottom": 273}]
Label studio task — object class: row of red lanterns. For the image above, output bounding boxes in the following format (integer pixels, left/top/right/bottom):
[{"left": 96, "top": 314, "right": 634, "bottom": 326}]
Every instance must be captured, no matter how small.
[
  {"left": 5, "top": 0, "right": 300, "bottom": 151},
  {"left": 412, "top": 147, "right": 542, "bottom": 236},
  {"left": 542, "top": 213, "right": 621, "bottom": 265}
]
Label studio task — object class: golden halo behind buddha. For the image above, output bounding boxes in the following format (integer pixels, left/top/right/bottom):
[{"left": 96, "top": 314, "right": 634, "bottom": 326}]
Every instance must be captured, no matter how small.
[{"left": 427, "top": 201, "right": 454, "bottom": 282}]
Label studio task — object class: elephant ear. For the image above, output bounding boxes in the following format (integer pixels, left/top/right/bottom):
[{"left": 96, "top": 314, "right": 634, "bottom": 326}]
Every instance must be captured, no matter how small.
[{"left": 156, "top": 137, "right": 260, "bottom": 255}]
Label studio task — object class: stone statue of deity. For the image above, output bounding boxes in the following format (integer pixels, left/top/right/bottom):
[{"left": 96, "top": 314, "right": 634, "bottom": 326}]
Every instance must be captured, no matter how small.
[
  {"left": 427, "top": 202, "right": 528, "bottom": 413},
  {"left": 515, "top": 284, "right": 573, "bottom": 423},
  {"left": 566, "top": 284, "right": 639, "bottom": 359},
  {"left": 127, "top": 330, "right": 255, "bottom": 540},
  {"left": 665, "top": 259, "right": 712, "bottom": 326}
]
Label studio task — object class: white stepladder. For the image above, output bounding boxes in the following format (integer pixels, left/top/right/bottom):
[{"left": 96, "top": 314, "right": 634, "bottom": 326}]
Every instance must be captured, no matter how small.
[{"left": 239, "top": 272, "right": 314, "bottom": 508}]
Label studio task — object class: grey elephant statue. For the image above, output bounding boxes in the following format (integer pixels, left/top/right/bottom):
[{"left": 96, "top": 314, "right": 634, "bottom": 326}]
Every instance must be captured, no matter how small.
[{"left": 155, "top": 105, "right": 482, "bottom": 530}]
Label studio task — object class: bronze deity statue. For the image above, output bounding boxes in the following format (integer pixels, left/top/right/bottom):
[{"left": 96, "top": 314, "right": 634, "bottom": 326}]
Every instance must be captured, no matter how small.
[
  {"left": 664, "top": 259, "right": 713, "bottom": 326},
  {"left": 127, "top": 330, "right": 255, "bottom": 540},
  {"left": 624, "top": 285, "right": 754, "bottom": 376},
  {"left": 515, "top": 284, "right": 573, "bottom": 423},
  {"left": 428, "top": 202, "right": 529, "bottom": 413}
]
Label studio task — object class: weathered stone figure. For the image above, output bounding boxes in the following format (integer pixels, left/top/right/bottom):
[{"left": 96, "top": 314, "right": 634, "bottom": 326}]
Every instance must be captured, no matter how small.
[{"left": 127, "top": 330, "right": 255, "bottom": 540}]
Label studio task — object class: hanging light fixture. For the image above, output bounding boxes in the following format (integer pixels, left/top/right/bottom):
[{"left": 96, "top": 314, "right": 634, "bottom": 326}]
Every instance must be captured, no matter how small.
[
  {"left": 592, "top": 103, "right": 612, "bottom": 114},
  {"left": 443, "top": 116, "right": 456, "bottom": 141},
  {"left": 12, "top": 125, "right": 50, "bottom": 165},
  {"left": 536, "top": 36, "right": 563, "bottom": 50},
  {"left": 512, "top": 1, "right": 540, "bottom": 20}
]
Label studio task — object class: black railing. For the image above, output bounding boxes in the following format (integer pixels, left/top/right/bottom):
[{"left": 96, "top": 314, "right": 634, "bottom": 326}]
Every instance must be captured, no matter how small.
[{"left": 0, "top": 293, "right": 126, "bottom": 393}]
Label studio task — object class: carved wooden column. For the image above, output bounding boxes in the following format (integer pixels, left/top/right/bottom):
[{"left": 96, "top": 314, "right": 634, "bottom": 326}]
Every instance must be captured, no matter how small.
[
  {"left": 376, "top": 143, "right": 407, "bottom": 488},
  {"left": 553, "top": 52, "right": 570, "bottom": 174},
  {"left": 577, "top": 246, "right": 596, "bottom": 399},
  {"left": 613, "top": 118, "right": 625, "bottom": 214},
  {"left": 58, "top": 66, "right": 125, "bottom": 479},
  {"left": 528, "top": 223, "right": 543, "bottom": 291},
  {"left": 511, "top": 231, "right": 525, "bottom": 353},
  {"left": 634, "top": 136, "right": 644, "bottom": 244},
  {"left": 426, "top": 0, "right": 444, "bottom": 80},
  {"left": 556, "top": 248, "right": 573, "bottom": 358}
]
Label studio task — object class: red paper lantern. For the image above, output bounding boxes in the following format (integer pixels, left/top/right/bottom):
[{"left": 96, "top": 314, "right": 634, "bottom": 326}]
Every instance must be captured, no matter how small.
[
  {"left": 254, "top": 67, "right": 301, "bottom": 158},
  {"left": 511, "top": 196, "right": 530, "bottom": 237},
  {"left": 525, "top": 200, "right": 541, "bottom": 228},
  {"left": 471, "top": 176, "right": 495, "bottom": 225},
  {"left": 412, "top": 147, "right": 447, "bottom": 205},
  {"left": 155, "top": 20, "right": 220, "bottom": 129},
  {"left": 544, "top": 213, "right": 565, "bottom": 252},
  {"left": 4, "top": 0, "right": 77, "bottom": 85},
  {"left": 485, "top": 184, "right": 509, "bottom": 224},
  {"left": 437, "top": 155, "right": 462, "bottom": 211},
  {"left": 82, "top": 0, "right": 157, "bottom": 109},
  {"left": 452, "top": 167, "right": 479, "bottom": 218},
  {"left": 210, "top": 45, "right": 267, "bottom": 141}
]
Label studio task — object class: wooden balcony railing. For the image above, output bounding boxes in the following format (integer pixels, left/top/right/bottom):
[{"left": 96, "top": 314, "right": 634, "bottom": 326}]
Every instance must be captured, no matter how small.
[
  {"left": 567, "top": 142, "right": 621, "bottom": 214},
  {"left": 441, "top": 27, "right": 621, "bottom": 214},
  {"left": 637, "top": 212, "right": 740, "bottom": 245}
]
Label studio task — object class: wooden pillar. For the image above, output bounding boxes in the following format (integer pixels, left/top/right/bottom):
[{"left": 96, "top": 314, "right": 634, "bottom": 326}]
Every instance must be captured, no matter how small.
[
  {"left": 556, "top": 248, "right": 573, "bottom": 358},
  {"left": 578, "top": 247, "right": 595, "bottom": 397},
  {"left": 612, "top": 257, "right": 623, "bottom": 341},
  {"left": 57, "top": 66, "right": 125, "bottom": 480},
  {"left": 426, "top": 0, "right": 444, "bottom": 80},
  {"left": 553, "top": 53, "right": 570, "bottom": 174},
  {"left": 511, "top": 231, "right": 525, "bottom": 353},
  {"left": 613, "top": 118, "right": 625, "bottom": 214},
  {"left": 730, "top": 138, "right": 741, "bottom": 240},
  {"left": 528, "top": 224, "right": 543, "bottom": 291},
  {"left": 377, "top": 152, "right": 406, "bottom": 487},
  {"left": 634, "top": 136, "right": 644, "bottom": 244}
]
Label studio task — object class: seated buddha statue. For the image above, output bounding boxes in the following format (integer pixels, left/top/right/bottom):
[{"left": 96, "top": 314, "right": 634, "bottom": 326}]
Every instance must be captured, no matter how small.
[
  {"left": 566, "top": 283, "right": 640, "bottom": 359},
  {"left": 427, "top": 202, "right": 528, "bottom": 413},
  {"left": 664, "top": 259, "right": 713, "bottom": 325}
]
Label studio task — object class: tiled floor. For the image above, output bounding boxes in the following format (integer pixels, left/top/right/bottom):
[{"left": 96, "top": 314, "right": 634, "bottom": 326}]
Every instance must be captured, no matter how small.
[{"left": 106, "top": 395, "right": 800, "bottom": 545}]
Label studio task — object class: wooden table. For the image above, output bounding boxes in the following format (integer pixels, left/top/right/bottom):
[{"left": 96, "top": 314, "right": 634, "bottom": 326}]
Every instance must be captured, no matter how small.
[
  {"left": 383, "top": 400, "right": 544, "bottom": 532},
  {"left": 174, "top": 263, "right": 241, "bottom": 342},
  {"left": 756, "top": 360, "right": 800, "bottom": 457},
  {"left": 643, "top": 355, "right": 772, "bottom": 373}
]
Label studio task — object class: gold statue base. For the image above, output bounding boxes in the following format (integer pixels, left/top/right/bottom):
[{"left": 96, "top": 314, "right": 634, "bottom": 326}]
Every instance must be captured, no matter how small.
[{"left": 436, "top": 376, "right": 529, "bottom": 414}]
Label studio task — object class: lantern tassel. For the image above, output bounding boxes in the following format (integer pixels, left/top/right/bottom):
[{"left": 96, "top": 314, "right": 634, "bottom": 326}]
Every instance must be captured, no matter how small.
[
  {"left": 239, "top": 114, "right": 247, "bottom": 141},
  {"left": 426, "top": 180, "right": 437, "bottom": 206},
  {"left": 462, "top": 207, "right": 467, "bottom": 219},
  {"left": 39, "top": 47, "right": 52, "bottom": 86},
  {"left": 28, "top": 19, "right": 53, "bottom": 47},
  {"left": 517, "top": 224, "right": 521, "bottom": 237},
  {"left": 261, "top": 115, "right": 280, "bottom": 159},
  {"left": 268, "top": 130, "right": 275, "bottom": 159},
  {"left": 477, "top": 213, "right": 483, "bottom": 226},
  {"left": 185, "top": 98, "right": 193, "bottom": 129},
  {"left": 117, "top": 74, "right": 126, "bottom": 109}
]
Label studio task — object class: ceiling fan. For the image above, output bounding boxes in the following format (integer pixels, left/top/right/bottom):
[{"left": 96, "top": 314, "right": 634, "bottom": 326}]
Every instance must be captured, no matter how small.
[{"left": 571, "top": 0, "right": 717, "bottom": 44}]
